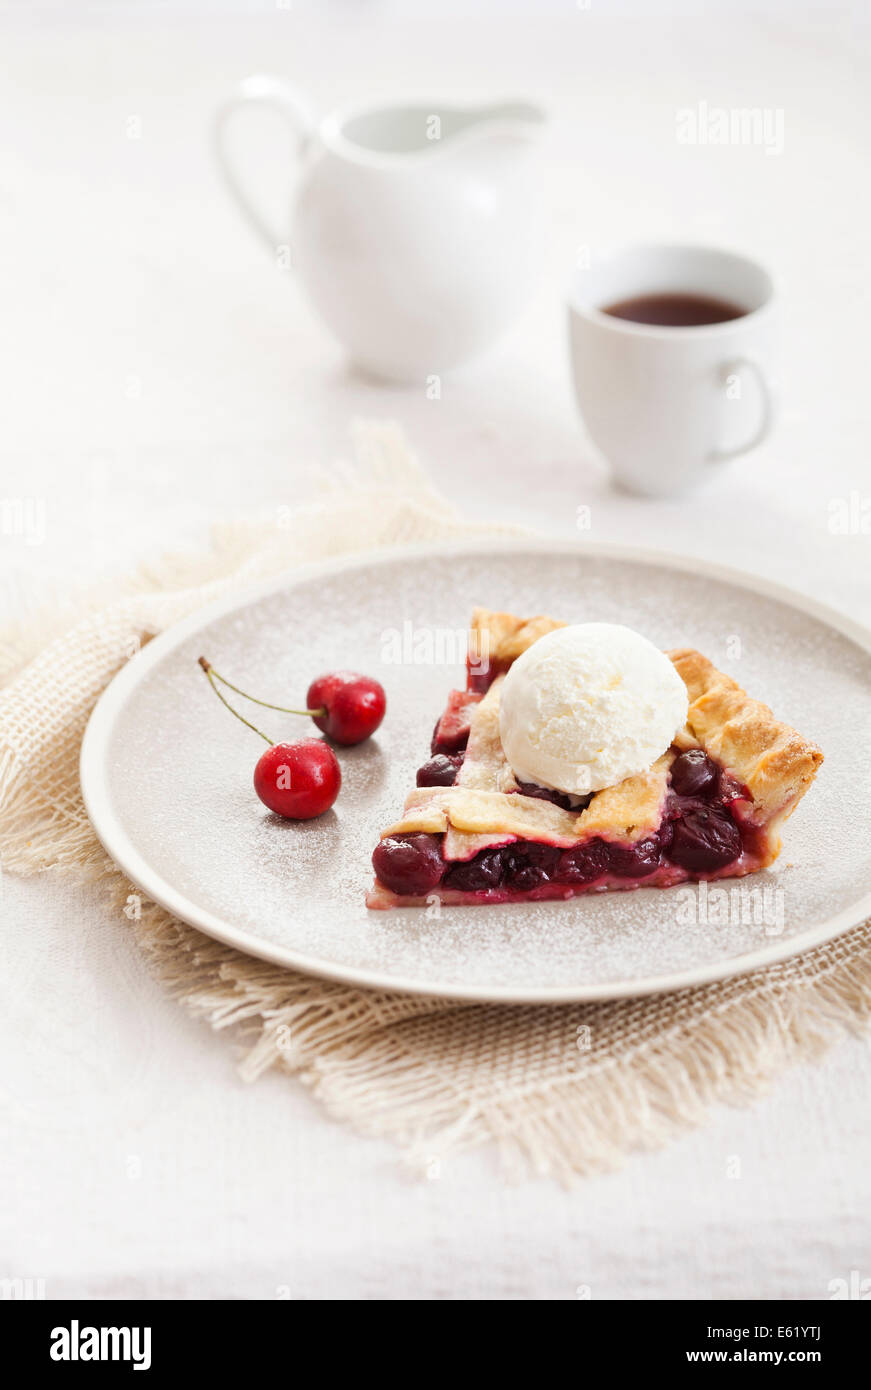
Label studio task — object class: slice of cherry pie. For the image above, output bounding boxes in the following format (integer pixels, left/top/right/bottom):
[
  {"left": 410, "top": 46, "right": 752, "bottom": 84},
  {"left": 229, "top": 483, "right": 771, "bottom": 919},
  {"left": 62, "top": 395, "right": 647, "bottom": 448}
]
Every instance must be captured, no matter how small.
[{"left": 367, "top": 607, "right": 823, "bottom": 908}]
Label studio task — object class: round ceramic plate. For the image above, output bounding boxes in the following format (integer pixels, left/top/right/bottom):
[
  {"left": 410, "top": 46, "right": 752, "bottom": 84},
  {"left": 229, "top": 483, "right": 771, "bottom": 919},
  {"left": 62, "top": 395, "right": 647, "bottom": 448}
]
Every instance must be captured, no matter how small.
[{"left": 80, "top": 540, "right": 871, "bottom": 1003}]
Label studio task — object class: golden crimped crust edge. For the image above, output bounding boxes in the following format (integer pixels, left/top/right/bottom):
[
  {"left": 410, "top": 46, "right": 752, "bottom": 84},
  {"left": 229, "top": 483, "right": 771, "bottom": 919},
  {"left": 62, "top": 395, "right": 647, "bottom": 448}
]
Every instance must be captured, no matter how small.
[
  {"left": 470, "top": 606, "right": 566, "bottom": 669},
  {"left": 668, "top": 647, "right": 823, "bottom": 827}
]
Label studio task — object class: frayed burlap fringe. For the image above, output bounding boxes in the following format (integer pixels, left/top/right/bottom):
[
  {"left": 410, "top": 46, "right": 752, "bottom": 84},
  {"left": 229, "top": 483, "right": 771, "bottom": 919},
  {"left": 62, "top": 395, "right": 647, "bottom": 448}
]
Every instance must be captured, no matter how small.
[
  {"left": 2, "top": 419, "right": 870, "bottom": 1184},
  {"left": 110, "top": 880, "right": 871, "bottom": 1183}
]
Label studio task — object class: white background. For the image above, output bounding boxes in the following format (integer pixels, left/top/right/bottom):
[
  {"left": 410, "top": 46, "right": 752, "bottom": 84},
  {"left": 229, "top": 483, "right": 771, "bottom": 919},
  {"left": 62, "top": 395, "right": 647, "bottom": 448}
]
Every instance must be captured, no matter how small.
[{"left": 1, "top": 0, "right": 869, "bottom": 1299}]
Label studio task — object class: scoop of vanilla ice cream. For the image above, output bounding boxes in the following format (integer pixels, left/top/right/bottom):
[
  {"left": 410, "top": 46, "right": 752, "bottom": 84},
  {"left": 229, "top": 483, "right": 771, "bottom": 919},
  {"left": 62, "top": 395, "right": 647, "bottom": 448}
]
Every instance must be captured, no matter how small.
[{"left": 498, "top": 623, "right": 688, "bottom": 795}]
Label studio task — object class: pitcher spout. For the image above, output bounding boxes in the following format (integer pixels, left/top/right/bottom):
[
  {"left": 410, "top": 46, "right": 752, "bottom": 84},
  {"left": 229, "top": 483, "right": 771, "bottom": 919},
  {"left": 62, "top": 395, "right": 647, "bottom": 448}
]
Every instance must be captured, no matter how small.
[
  {"left": 444, "top": 100, "right": 547, "bottom": 160},
  {"left": 325, "top": 97, "right": 546, "bottom": 163},
  {"left": 468, "top": 100, "right": 547, "bottom": 140},
  {"left": 435, "top": 100, "right": 547, "bottom": 179}
]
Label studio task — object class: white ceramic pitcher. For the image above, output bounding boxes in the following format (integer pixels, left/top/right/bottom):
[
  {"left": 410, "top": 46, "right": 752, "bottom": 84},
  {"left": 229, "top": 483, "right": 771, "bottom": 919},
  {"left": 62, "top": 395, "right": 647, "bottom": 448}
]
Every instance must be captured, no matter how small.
[{"left": 215, "top": 77, "right": 547, "bottom": 381}]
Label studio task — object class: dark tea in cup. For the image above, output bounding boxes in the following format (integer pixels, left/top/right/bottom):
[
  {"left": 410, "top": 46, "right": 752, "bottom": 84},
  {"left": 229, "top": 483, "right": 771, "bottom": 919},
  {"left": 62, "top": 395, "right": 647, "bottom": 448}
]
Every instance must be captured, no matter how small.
[{"left": 602, "top": 292, "right": 746, "bottom": 327}]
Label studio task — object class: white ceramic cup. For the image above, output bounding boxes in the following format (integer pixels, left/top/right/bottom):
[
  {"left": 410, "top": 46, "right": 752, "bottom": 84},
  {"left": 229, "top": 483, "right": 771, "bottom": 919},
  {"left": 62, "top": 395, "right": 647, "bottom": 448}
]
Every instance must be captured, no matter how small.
[{"left": 567, "top": 244, "right": 776, "bottom": 497}]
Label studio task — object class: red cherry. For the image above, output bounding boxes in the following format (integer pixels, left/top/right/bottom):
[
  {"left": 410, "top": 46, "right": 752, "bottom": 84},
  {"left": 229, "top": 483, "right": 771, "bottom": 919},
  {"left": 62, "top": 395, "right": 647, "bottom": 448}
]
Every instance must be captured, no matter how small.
[
  {"left": 253, "top": 739, "right": 341, "bottom": 820},
  {"left": 199, "top": 657, "right": 386, "bottom": 751},
  {"left": 306, "top": 671, "right": 386, "bottom": 746}
]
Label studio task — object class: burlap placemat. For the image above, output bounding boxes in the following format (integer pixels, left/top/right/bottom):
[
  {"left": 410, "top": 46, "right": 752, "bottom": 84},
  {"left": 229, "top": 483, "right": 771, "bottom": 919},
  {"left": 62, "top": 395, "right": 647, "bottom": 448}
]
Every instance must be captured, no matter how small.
[{"left": 2, "top": 421, "right": 869, "bottom": 1182}]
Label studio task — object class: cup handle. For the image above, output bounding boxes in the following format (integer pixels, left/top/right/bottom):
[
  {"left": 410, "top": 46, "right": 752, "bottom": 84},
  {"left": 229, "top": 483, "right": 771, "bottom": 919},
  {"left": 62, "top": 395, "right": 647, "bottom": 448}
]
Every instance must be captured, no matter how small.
[
  {"left": 214, "top": 74, "right": 315, "bottom": 253},
  {"left": 710, "top": 356, "right": 774, "bottom": 462}
]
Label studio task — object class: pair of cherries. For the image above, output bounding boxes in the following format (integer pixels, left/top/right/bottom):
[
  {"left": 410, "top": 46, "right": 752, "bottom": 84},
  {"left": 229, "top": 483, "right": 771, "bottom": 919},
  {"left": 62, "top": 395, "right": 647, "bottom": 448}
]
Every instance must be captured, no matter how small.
[{"left": 199, "top": 659, "right": 386, "bottom": 818}]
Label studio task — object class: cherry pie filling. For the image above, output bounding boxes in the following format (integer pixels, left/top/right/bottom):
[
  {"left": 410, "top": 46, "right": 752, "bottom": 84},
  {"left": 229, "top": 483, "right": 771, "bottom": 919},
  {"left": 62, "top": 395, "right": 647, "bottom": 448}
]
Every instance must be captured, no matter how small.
[{"left": 374, "top": 737, "right": 760, "bottom": 900}]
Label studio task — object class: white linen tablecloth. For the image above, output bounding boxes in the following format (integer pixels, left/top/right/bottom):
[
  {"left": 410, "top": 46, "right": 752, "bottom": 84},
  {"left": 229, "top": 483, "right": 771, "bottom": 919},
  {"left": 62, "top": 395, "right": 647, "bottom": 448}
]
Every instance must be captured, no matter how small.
[{"left": 1, "top": 1, "right": 869, "bottom": 1299}]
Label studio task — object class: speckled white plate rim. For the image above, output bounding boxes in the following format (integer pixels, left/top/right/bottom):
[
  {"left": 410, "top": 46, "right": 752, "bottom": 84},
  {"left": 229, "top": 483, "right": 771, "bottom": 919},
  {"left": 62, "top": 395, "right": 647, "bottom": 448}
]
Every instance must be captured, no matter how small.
[{"left": 80, "top": 538, "right": 871, "bottom": 1004}]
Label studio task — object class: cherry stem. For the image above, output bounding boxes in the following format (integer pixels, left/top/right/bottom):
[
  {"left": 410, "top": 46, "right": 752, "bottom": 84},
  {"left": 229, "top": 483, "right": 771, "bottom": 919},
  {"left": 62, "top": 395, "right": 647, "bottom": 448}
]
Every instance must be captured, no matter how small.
[
  {"left": 198, "top": 657, "right": 272, "bottom": 745},
  {"left": 198, "top": 658, "right": 325, "bottom": 719}
]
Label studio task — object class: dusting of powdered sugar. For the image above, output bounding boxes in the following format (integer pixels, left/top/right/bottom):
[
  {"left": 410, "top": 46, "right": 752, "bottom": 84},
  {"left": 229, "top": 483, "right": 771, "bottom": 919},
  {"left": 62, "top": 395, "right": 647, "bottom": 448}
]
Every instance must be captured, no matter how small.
[{"left": 102, "top": 548, "right": 871, "bottom": 996}]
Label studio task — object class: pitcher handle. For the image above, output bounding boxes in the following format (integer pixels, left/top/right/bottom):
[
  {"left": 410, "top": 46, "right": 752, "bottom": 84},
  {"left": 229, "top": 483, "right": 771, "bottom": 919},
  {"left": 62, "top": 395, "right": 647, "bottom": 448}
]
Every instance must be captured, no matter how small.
[
  {"left": 709, "top": 356, "right": 774, "bottom": 462},
  {"left": 214, "top": 74, "right": 315, "bottom": 253}
]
